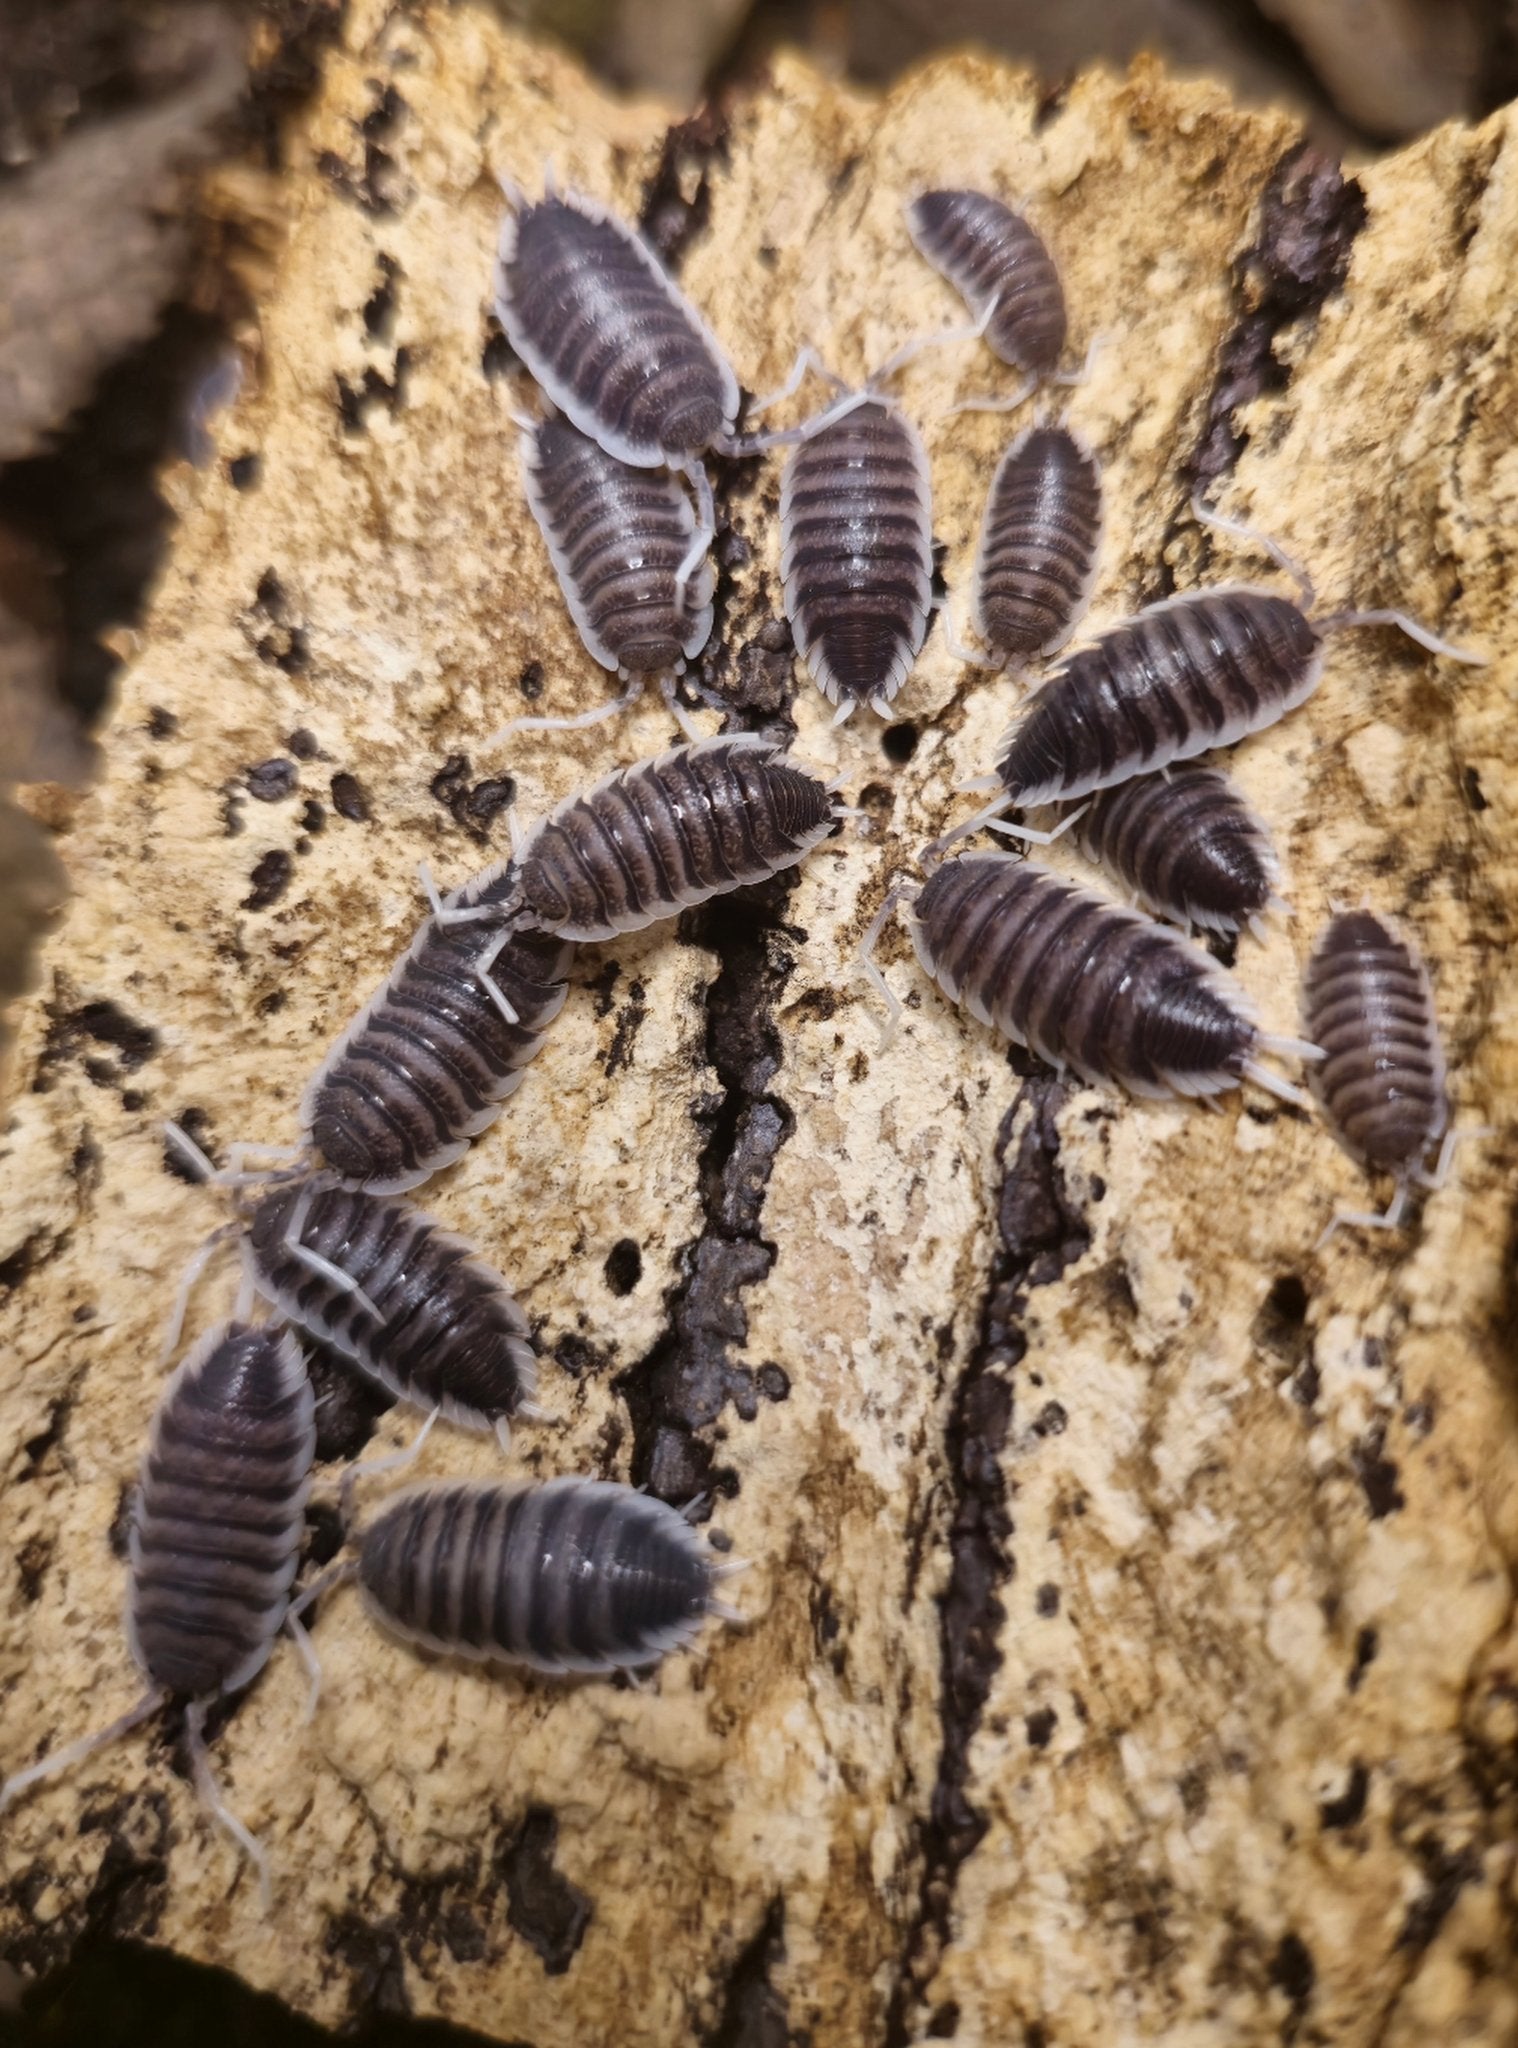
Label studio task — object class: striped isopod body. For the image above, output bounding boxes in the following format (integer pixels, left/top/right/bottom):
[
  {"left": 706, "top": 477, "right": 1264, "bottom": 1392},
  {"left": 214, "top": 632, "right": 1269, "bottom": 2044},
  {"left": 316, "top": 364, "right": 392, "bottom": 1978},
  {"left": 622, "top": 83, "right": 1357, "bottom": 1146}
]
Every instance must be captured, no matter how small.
[
  {"left": 906, "top": 190, "right": 1067, "bottom": 375},
  {"left": 511, "top": 735, "right": 838, "bottom": 941},
  {"left": 301, "top": 859, "right": 571, "bottom": 1195},
  {"left": 520, "top": 410, "right": 715, "bottom": 676},
  {"left": 0, "top": 1322, "right": 316, "bottom": 1900},
  {"left": 1301, "top": 909, "right": 1448, "bottom": 1210},
  {"left": 493, "top": 184, "right": 739, "bottom": 470},
  {"left": 1077, "top": 766, "right": 1281, "bottom": 937},
  {"left": 127, "top": 1322, "right": 316, "bottom": 1697},
  {"left": 780, "top": 398, "right": 935, "bottom": 719},
  {"left": 356, "top": 1477, "right": 721, "bottom": 1674},
  {"left": 973, "top": 425, "right": 1102, "bottom": 665},
  {"left": 993, "top": 588, "right": 1322, "bottom": 808},
  {"left": 910, "top": 853, "right": 1306, "bottom": 1100},
  {"left": 244, "top": 1177, "right": 536, "bottom": 1436}
]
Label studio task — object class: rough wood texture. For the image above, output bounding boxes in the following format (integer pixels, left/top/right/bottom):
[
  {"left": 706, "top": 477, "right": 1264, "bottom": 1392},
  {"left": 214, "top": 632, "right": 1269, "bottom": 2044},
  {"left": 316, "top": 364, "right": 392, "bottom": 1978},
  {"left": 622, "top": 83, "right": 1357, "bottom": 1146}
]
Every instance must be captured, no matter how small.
[{"left": 4, "top": 5, "right": 1518, "bottom": 2041}]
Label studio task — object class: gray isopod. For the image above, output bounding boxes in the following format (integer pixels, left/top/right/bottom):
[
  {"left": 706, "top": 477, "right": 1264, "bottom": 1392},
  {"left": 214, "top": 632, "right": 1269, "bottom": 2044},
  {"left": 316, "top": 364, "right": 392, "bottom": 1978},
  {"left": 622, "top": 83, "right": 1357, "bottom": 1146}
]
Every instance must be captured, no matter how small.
[
  {"left": 507, "top": 735, "right": 839, "bottom": 941},
  {"left": 1077, "top": 766, "right": 1282, "bottom": 937},
  {"left": 1301, "top": 908, "right": 1452, "bottom": 1236},
  {"left": 300, "top": 857, "right": 571, "bottom": 1195},
  {"left": 493, "top": 178, "right": 739, "bottom": 584},
  {"left": 779, "top": 397, "right": 935, "bottom": 720},
  {"left": 906, "top": 190, "right": 1067, "bottom": 376},
  {"left": 349, "top": 1477, "right": 733, "bottom": 1675},
  {"left": 519, "top": 408, "right": 716, "bottom": 679},
  {"left": 242, "top": 1176, "right": 538, "bottom": 1441},
  {"left": 970, "top": 424, "right": 1102, "bottom": 666},
  {"left": 884, "top": 852, "right": 1311, "bottom": 1101},
  {"left": 0, "top": 1321, "right": 317, "bottom": 1904}
]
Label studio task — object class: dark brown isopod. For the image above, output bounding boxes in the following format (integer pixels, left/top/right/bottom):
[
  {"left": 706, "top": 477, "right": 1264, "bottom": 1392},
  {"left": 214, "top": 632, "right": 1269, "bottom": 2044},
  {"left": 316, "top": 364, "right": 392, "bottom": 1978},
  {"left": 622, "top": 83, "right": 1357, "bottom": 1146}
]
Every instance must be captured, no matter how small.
[
  {"left": 780, "top": 398, "right": 934, "bottom": 719},
  {"left": 511, "top": 735, "right": 838, "bottom": 941},
  {"left": 244, "top": 1178, "right": 537, "bottom": 1441},
  {"left": 906, "top": 189, "right": 1067, "bottom": 375},
  {"left": 355, "top": 1477, "right": 730, "bottom": 1675},
  {"left": 493, "top": 181, "right": 738, "bottom": 472},
  {"left": 301, "top": 857, "right": 571, "bottom": 1195},
  {"left": 1301, "top": 908, "right": 1450, "bottom": 1234},
  {"left": 1077, "top": 766, "right": 1282, "bottom": 937},
  {"left": 0, "top": 1321, "right": 316, "bottom": 1902},
  {"left": 520, "top": 410, "right": 715, "bottom": 678},
  {"left": 907, "top": 853, "right": 1309, "bottom": 1101},
  {"left": 972, "top": 424, "right": 1102, "bottom": 665}
]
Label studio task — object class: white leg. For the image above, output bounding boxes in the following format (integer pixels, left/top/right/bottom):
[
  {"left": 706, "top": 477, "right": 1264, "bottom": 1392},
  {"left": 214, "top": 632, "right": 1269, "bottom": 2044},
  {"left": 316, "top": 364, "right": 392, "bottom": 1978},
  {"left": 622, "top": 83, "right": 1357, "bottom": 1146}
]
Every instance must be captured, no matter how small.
[
  {"left": 720, "top": 385, "right": 872, "bottom": 459},
  {"left": 185, "top": 1700, "right": 272, "bottom": 1912},
  {"left": 283, "top": 1184, "right": 382, "bottom": 1322},
  {"left": 941, "top": 607, "right": 995, "bottom": 669},
  {"left": 941, "top": 372, "right": 1036, "bottom": 421},
  {"left": 285, "top": 1557, "right": 358, "bottom": 1629},
  {"left": 0, "top": 1689, "right": 164, "bottom": 1812},
  {"left": 417, "top": 860, "right": 444, "bottom": 916},
  {"left": 922, "top": 793, "right": 1013, "bottom": 865},
  {"left": 159, "top": 1224, "right": 238, "bottom": 1365},
  {"left": 985, "top": 801, "right": 1088, "bottom": 848},
  {"left": 473, "top": 928, "right": 522, "bottom": 1026},
  {"left": 284, "top": 1611, "right": 323, "bottom": 1724},
  {"left": 1316, "top": 1181, "right": 1409, "bottom": 1250},
  {"left": 163, "top": 1119, "right": 220, "bottom": 1184},
  {"left": 339, "top": 1407, "right": 439, "bottom": 1529},
  {"left": 1050, "top": 332, "right": 1107, "bottom": 390},
  {"left": 659, "top": 674, "right": 706, "bottom": 743},
  {"left": 1316, "top": 607, "right": 1486, "bottom": 666},
  {"left": 855, "top": 882, "right": 920, "bottom": 1046},
  {"left": 1190, "top": 492, "right": 1315, "bottom": 610},
  {"left": 483, "top": 675, "right": 644, "bottom": 750},
  {"left": 868, "top": 294, "right": 1000, "bottom": 386},
  {"left": 745, "top": 343, "right": 844, "bottom": 420},
  {"left": 673, "top": 459, "right": 715, "bottom": 606}
]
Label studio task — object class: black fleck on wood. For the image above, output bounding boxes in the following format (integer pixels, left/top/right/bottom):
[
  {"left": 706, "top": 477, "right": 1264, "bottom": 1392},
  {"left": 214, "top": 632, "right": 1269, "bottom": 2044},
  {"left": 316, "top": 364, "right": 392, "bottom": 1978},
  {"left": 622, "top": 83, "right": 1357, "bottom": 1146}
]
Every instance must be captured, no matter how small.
[
  {"left": 780, "top": 399, "right": 934, "bottom": 717},
  {"left": 493, "top": 186, "right": 738, "bottom": 466},
  {"left": 245, "top": 1180, "right": 536, "bottom": 1432},
  {"left": 1301, "top": 909, "right": 1447, "bottom": 1177},
  {"left": 1078, "top": 766, "right": 1280, "bottom": 935},
  {"left": 907, "top": 189, "right": 1067, "bottom": 372},
  {"left": 357, "top": 1477, "right": 716, "bottom": 1674},
  {"left": 129, "top": 1322, "right": 314, "bottom": 1697},
  {"left": 513, "top": 735, "right": 836, "bottom": 941},
  {"left": 302, "top": 859, "right": 570, "bottom": 1195},
  {"left": 521, "top": 412, "right": 714, "bottom": 675},
  {"left": 995, "top": 587, "right": 1321, "bottom": 806},
  {"left": 973, "top": 426, "right": 1101, "bottom": 664},
  {"left": 912, "top": 854, "right": 1262, "bottom": 1098}
]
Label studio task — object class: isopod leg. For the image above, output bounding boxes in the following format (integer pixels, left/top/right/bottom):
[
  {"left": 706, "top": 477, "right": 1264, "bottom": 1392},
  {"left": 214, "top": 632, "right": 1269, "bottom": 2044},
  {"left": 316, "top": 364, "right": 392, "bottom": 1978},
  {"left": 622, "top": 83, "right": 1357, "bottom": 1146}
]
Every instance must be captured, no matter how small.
[
  {"left": 1316, "top": 607, "right": 1486, "bottom": 666},
  {"left": 473, "top": 928, "right": 523, "bottom": 1026},
  {"left": 1190, "top": 492, "right": 1315, "bottom": 610},
  {"left": 159, "top": 1222, "right": 239, "bottom": 1366},
  {"left": 284, "top": 1610, "right": 323, "bottom": 1724},
  {"left": 338, "top": 1407, "right": 441, "bottom": 1530},
  {"left": 744, "top": 343, "right": 843, "bottom": 421},
  {"left": 659, "top": 673, "right": 706, "bottom": 743},
  {"left": 941, "top": 372, "right": 1036, "bottom": 421},
  {"left": 985, "top": 801, "right": 1089, "bottom": 848},
  {"left": 922, "top": 793, "right": 1014, "bottom": 865},
  {"left": 282, "top": 1184, "right": 383, "bottom": 1323},
  {"left": 856, "top": 881, "right": 921, "bottom": 1046},
  {"left": 1316, "top": 1183, "right": 1409, "bottom": 1250},
  {"left": 719, "top": 385, "right": 872, "bottom": 459},
  {"left": 483, "top": 674, "right": 645, "bottom": 749},
  {"left": 867, "top": 292, "right": 1000, "bottom": 386},
  {"left": 0, "top": 1688, "right": 165, "bottom": 1813},
  {"left": 185, "top": 1700, "right": 272, "bottom": 1911},
  {"left": 673, "top": 458, "right": 715, "bottom": 607}
]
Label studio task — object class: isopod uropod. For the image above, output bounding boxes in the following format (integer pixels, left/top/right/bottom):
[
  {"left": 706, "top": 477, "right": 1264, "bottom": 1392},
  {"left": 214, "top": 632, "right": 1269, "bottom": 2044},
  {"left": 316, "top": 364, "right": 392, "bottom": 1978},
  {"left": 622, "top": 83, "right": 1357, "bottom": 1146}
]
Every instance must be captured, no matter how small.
[
  {"left": 779, "top": 396, "right": 936, "bottom": 721},
  {"left": 352, "top": 1477, "right": 732, "bottom": 1675},
  {"left": 0, "top": 1321, "right": 317, "bottom": 1903},
  {"left": 1300, "top": 907, "right": 1453, "bottom": 1237}
]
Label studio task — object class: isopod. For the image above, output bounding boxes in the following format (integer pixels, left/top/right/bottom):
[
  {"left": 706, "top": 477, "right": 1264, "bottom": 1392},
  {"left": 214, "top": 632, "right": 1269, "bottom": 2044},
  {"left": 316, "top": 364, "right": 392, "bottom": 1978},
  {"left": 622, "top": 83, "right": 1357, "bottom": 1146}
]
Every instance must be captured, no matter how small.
[
  {"left": 242, "top": 1176, "right": 538, "bottom": 1441},
  {"left": 868, "top": 852, "right": 1312, "bottom": 1101},
  {"left": 1077, "top": 766, "right": 1282, "bottom": 937},
  {"left": 508, "top": 735, "right": 839, "bottom": 940},
  {"left": 0, "top": 1321, "right": 316, "bottom": 1904},
  {"left": 780, "top": 397, "right": 935, "bottom": 720},
  {"left": 493, "top": 177, "right": 738, "bottom": 592},
  {"left": 1301, "top": 908, "right": 1452, "bottom": 1237},
  {"left": 969, "top": 424, "right": 1102, "bottom": 666},
  {"left": 353, "top": 1477, "right": 731, "bottom": 1674},
  {"left": 519, "top": 408, "right": 715, "bottom": 681},
  {"left": 301, "top": 857, "right": 571, "bottom": 1195},
  {"left": 906, "top": 189, "right": 1067, "bottom": 378}
]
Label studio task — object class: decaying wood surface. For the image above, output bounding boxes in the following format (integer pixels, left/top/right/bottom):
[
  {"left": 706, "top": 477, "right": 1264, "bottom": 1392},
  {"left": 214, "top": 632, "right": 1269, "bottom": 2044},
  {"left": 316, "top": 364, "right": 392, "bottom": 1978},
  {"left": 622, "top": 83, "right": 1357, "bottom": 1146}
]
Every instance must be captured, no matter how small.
[{"left": 2, "top": 4, "right": 1517, "bottom": 2041}]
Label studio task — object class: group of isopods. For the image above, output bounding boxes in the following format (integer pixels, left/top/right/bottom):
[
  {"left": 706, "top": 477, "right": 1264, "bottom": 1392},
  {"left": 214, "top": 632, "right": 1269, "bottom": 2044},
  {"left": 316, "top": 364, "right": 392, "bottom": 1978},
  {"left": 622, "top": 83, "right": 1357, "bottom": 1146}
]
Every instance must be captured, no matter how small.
[{"left": 3, "top": 165, "right": 1482, "bottom": 1909}]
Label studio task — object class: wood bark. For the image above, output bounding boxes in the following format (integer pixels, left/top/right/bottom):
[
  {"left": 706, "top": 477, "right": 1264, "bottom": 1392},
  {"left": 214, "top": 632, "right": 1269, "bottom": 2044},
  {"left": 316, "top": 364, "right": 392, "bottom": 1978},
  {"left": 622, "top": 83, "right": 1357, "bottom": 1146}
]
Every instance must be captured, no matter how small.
[{"left": 2, "top": 5, "right": 1517, "bottom": 2041}]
